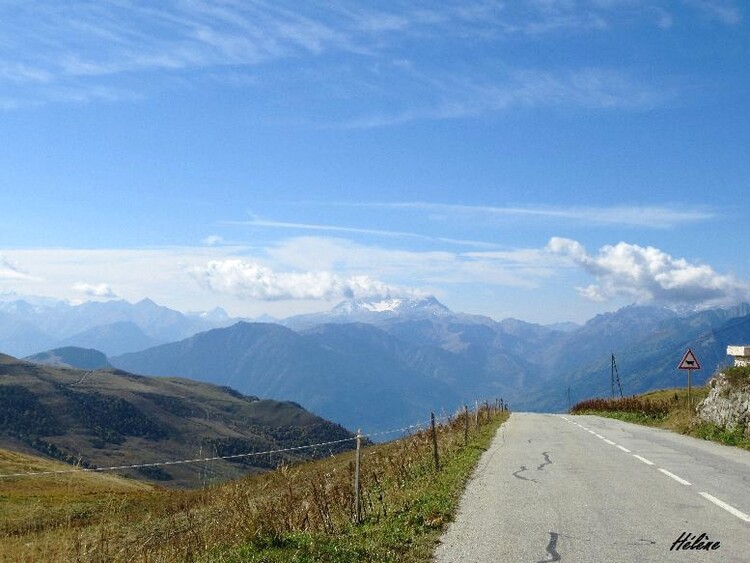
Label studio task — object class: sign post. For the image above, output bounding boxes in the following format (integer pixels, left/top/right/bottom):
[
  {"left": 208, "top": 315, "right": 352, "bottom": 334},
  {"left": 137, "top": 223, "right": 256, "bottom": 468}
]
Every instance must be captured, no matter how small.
[{"left": 677, "top": 348, "right": 701, "bottom": 406}]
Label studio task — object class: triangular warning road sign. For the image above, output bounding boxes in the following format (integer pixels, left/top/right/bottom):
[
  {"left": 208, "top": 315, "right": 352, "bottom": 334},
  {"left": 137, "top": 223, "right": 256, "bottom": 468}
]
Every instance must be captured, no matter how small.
[{"left": 678, "top": 348, "right": 701, "bottom": 370}]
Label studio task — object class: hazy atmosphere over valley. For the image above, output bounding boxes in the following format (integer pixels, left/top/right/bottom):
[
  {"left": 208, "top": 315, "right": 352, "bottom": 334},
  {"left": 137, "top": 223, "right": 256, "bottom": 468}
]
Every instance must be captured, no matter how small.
[
  {"left": 1, "top": 0, "right": 748, "bottom": 328},
  {"left": 2, "top": 4, "right": 750, "bottom": 561}
]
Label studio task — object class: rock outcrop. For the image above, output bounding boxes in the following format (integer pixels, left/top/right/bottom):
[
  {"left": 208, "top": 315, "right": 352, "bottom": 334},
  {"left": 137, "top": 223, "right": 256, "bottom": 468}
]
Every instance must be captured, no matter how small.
[{"left": 696, "top": 372, "right": 750, "bottom": 436}]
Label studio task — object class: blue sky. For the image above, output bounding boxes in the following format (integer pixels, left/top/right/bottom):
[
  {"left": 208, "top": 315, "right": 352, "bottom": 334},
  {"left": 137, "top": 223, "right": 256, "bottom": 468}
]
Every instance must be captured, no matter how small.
[{"left": 1, "top": 1, "right": 748, "bottom": 324}]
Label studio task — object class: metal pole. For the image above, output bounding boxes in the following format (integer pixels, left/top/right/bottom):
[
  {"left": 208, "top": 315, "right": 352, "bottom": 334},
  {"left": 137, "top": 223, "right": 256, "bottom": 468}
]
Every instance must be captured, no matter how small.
[
  {"left": 688, "top": 369, "right": 692, "bottom": 407},
  {"left": 431, "top": 412, "right": 440, "bottom": 472},
  {"left": 354, "top": 429, "right": 361, "bottom": 523},
  {"left": 475, "top": 400, "right": 479, "bottom": 429}
]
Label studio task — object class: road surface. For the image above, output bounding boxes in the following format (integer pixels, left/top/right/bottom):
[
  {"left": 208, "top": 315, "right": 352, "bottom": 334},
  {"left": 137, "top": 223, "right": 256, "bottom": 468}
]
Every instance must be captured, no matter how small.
[{"left": 434, "top": 412, "right": 750, "bottom": 562}]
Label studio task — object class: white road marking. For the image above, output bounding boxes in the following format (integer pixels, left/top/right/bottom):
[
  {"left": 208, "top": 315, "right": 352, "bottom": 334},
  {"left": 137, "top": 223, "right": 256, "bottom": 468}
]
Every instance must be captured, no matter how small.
[
  {"left": 633, "top": 454, "right": 655, "bottom": 466},
  {"left": 658, "top": 468, "right": 691, "bottom": 486},
  {"left": 699, "top": 492, "right": 750, "bottom": 522},
  {"left": 572, "top": 417, "right": 750, "bottom": 524}
]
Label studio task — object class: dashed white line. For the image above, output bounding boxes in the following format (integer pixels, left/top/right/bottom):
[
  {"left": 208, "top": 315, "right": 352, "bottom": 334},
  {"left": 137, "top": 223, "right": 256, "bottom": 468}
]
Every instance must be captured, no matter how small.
[
  {"left": 633, "top": 454, "right": 655, "bottom": 466},
  {"left": 572, "top": 417, "right": 750, "bottom": 523},
  {"left": 699, "top": 492, "right": 750, "bottom": 523},
  {"left": 658, "top": 468, "right": 691, "bottom": 486}
]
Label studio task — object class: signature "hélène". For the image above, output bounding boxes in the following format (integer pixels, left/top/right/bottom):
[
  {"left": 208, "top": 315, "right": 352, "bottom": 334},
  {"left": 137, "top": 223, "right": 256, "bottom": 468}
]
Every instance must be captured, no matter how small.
[{"left": 670, "top": 532, "right": 720, "bottom": 551}]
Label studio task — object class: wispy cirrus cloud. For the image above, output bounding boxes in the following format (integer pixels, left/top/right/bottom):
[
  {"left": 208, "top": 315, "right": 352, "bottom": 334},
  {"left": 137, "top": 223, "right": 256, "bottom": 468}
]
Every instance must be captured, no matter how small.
[
  {"left": 0, "top": 1, "right": 733, "bottom": 114},
  {"left": 684, "top": 0, "right": 742, "bottom": 25},
  {"left": 336, "top": 66, "right": 670, "bottom": 128},
  {"left": 265, "top": 236, "right": 554, "bottom": 290},
  {"left": 228, "top": 215, "right": 501, "bottom": 248},
  {"left": 335, "top": 201, "right": 714, "bottom": 228}
]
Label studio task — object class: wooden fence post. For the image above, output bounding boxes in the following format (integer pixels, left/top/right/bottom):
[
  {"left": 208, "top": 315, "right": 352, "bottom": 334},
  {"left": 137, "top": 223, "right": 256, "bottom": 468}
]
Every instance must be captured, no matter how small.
[
  {"left": 475, "top": 400, "right": 480, "bottom": 429},
  {"left": 431, "top": 412, "right": 440, "bottom": 472},
  {"left": 464, "top": 404, "right": 469, "bottom": 446},
  {"left": 354, "top": 429, "right": 362, "bottom": 524}
]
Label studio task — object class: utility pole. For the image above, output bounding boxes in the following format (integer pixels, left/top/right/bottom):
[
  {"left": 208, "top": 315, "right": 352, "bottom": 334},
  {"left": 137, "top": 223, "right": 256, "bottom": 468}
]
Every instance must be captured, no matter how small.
[{"left": 611, "top": 354, "right": 624, "bottom": 399}]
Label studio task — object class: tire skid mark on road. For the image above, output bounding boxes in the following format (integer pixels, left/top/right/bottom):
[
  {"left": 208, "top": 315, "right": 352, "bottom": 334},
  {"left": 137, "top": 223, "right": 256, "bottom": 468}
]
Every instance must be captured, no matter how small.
[{"left": 537, "top": 532, "right": 561, "bottom": 563}]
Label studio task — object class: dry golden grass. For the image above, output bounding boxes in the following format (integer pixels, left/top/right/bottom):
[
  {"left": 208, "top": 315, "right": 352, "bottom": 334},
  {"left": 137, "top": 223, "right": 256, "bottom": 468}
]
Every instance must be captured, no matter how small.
[{"left": 1, "top": 404, "right": 508, "bottom": 562}]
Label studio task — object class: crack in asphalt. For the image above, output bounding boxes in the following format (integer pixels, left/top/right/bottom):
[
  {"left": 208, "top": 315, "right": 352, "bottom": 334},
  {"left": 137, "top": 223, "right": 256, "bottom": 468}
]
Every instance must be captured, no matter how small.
[
  {"left": 512, "top": 465, "right": 538, "bottom": 483},
  {"left": 537, "top": 532, "right": 561, "bottom": 562},
  {"left": 537, "top": 451, "right": 552, "bottom": 471}
]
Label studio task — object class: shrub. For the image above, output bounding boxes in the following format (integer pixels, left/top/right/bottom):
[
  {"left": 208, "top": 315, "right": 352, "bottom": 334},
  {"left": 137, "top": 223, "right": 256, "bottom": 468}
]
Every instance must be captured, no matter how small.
[
  {"left": 723, "top": 365, "right": 750, "bottom": 388},
  {"left": 571, "top": 396, "right": 670, "bottom": 418}
]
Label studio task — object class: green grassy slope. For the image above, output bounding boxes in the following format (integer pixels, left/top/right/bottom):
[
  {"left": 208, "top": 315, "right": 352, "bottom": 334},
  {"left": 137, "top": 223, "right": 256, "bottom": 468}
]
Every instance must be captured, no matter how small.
[{"left": 0, "top": 354, "right": 354, "bottom": 487}]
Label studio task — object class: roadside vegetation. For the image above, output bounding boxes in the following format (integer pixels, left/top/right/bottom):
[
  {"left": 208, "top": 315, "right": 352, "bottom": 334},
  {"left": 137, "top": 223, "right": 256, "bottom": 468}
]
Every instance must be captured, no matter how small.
[
  {"left": 0, "top": 405, "right": 508, "bottom": 562},
  {"left": 571, "top": 383, "right": 750, "bottom": 450},
  {"left": 723, "top": 364, "right": 750, "bottom": 389}
]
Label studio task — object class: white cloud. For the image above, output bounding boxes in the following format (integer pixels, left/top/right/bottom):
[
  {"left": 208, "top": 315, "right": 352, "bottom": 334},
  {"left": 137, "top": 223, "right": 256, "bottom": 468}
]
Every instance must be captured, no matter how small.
[
  {"left": 72, "top": 282, "right": 118, "bottom": 299},
  {"left": 0, "top": 254, "right": 37, "bottom": 281},
  {"left": 547, "top": 237, "right": 750, "bottom": 307},
  {"left": 202, "top": 235, "right": 224, "bottom": 246},
  {"left": 190, "top": 259, "right": 420, "bottom": 301}
]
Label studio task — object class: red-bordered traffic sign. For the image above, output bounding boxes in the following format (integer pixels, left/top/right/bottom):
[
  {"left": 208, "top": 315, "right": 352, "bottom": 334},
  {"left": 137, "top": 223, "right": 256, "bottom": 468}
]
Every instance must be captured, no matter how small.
[{"left": 678, "top": 348, "right": 701, "bottom": 370}]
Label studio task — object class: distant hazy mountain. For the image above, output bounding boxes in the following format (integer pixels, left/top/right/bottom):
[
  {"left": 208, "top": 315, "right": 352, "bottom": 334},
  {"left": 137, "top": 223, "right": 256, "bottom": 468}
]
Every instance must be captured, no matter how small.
[
  {"left": 112, "top": 321, "right": 476, "bottom": 433},
  {"left": 55, "top": 321, "right": 163, "bottom": 356},
  {"left": 523, "top": 304, "right": 750, "bottom": 412},
  {"left": 0, "top": 298, "right": 236, "bottom": 357},
  {"left": 4, "top": 294, "right": 749, "bottom": 425},
  {"left": 0, "top": 353, "right": 353, "bottom": 487},
  {"left": 25, "top": 346, "right": 113, "bottom": 370},
  {"left": 115, "top": 298, "right": 750, "bottom": 427}
]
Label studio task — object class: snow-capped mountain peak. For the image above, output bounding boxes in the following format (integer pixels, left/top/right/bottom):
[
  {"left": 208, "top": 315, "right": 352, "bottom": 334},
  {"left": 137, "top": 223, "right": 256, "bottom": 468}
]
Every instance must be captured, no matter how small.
[{"left": 331, "top": 296, "right": 452, "bottom": 317}]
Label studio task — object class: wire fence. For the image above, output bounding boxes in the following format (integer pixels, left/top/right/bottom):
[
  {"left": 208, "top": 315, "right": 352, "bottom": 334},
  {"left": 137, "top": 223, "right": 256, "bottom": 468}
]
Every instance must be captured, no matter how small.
[
  {"left": 0, "top": 399, "right": 511, "bottom": 563},
  {"left": 0, "top": 408, "right": 489, "bottom": 480}
]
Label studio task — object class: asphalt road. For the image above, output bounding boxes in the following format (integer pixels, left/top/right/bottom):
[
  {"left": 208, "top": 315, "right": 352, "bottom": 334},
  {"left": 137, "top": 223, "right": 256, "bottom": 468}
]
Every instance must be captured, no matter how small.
[{"left": 434, "top": 412, "right": 750, "bottom": 562}]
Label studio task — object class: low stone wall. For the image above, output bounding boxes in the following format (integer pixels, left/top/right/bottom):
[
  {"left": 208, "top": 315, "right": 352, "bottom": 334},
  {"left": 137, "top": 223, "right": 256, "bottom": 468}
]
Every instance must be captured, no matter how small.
[{"left": 696, "top": 372, "right": 750, "bottom": 436}]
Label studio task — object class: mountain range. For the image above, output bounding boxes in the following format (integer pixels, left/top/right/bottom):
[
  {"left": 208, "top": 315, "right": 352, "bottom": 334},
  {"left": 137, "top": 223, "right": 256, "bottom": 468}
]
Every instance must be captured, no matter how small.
[
  {"left": 6, "top": 295, "right": 749, "bottom": 433},
  {"left": 0, "top": 297, "right": 238, "bottom": 357}
]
